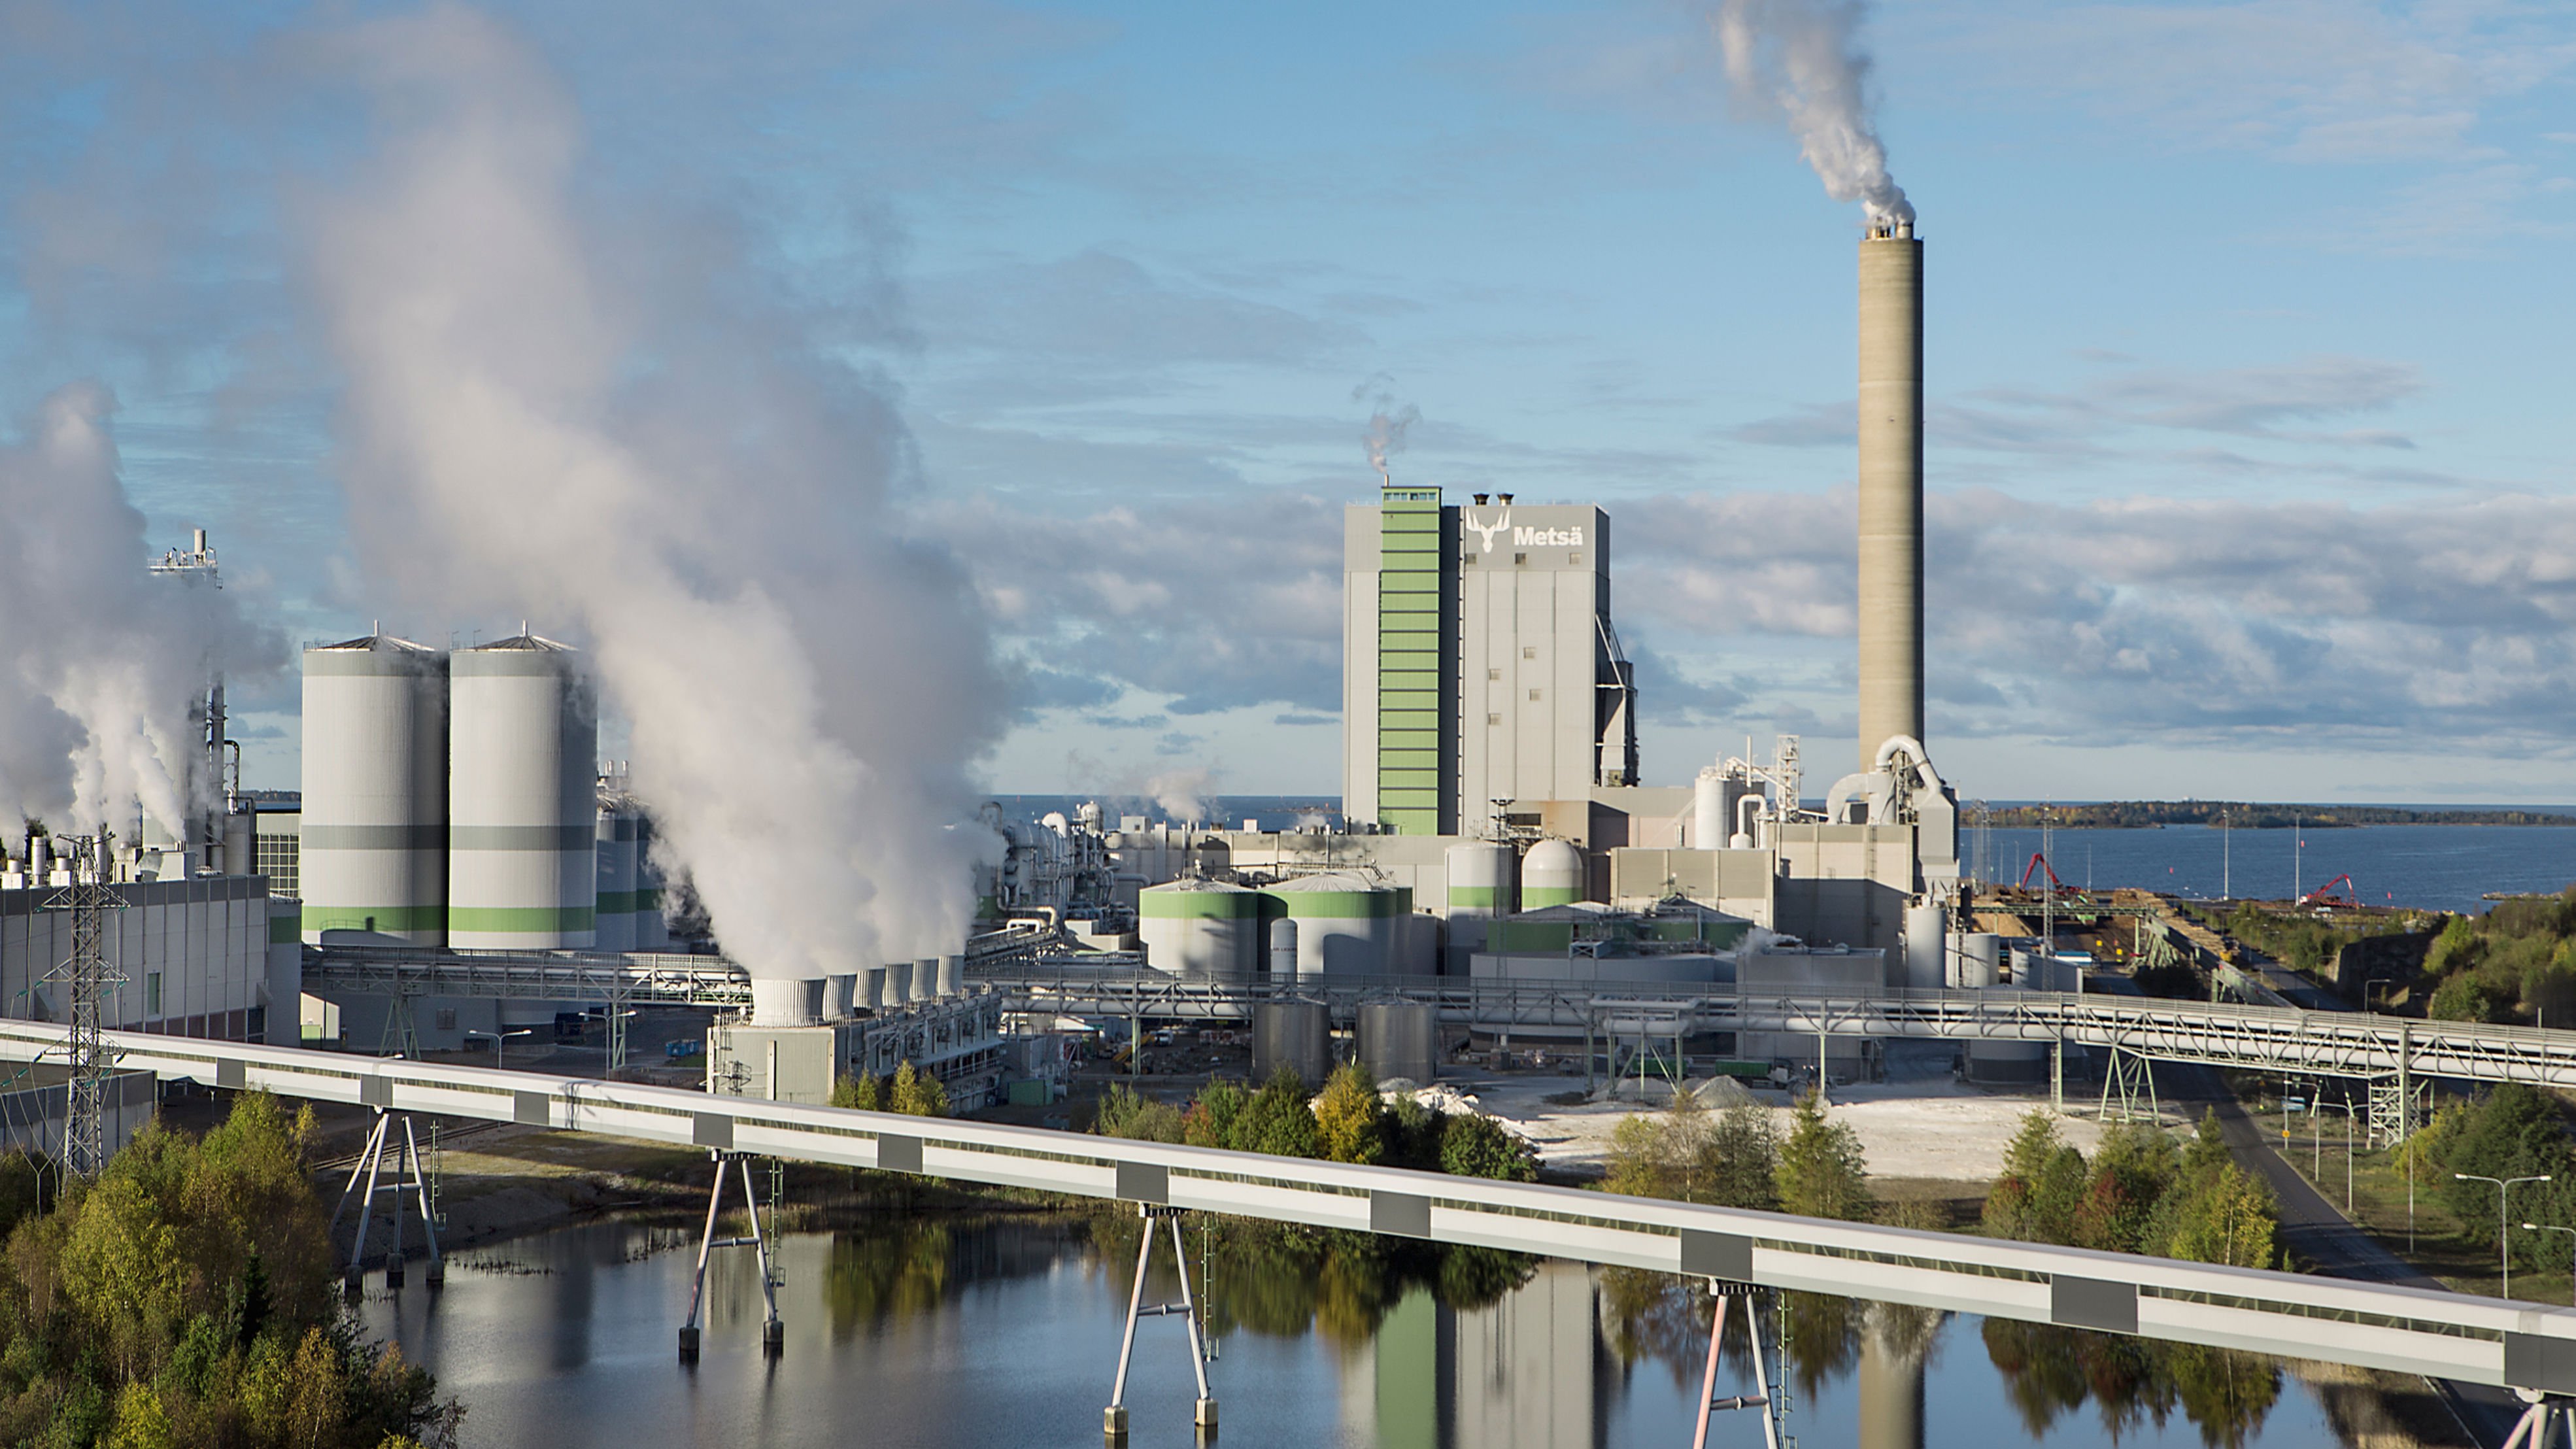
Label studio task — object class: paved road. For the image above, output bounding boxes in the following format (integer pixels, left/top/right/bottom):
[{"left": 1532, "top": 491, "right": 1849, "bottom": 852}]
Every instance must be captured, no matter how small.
[{"left": 2175, "top": 1066, "right": 2515, "bottom": 1445}]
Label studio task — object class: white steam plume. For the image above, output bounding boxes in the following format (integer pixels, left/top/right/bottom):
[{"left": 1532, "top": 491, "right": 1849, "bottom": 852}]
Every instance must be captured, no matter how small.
[
  {"left": 1147, "top": 767, "right": 1214, "bottom": 828},
  {"left": 305, "top": 8, "right": 1005, "bottom": 976},
  {"left": 1714, "top": 0, "right": 1912, "bottom": 225},
  {"left": 0, "top": 383, "right": 275, "bottom": 838},
  {"left": 1353, "top": 379, "right": 1418, "bottom": 486}
]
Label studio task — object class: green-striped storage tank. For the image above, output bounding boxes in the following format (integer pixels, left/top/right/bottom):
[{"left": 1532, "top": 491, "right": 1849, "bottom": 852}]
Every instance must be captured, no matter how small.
[
  {"left": 1138, "top": 879, "right": 1263, "bottom": 978},
  {"left": 1268, "top": 871, "right": 1402, "bottom": 980},
  {"left": 299, "top": 633, "right": 449, "bottom": 944},
  {"left": 1519, "top": 838, "right": 1585, "bottom": 910},
  {"left": 449, "top": 633, "right": 598, "bottom": 949}
]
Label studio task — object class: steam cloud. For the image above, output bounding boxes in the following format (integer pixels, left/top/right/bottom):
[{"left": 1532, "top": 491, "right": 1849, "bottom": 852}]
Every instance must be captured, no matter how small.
[
  {"left": 1713, "top": 0, "right": 1912, "bottom": 225},
  {"left": 1354, "top": 379, "right": 1418, "bottom": 485},
  {"left": 306, "top": 9, "right": 1006, "bottom": 977},
  {"left": 0, "top": 383, "right": 275, "bottom": 840}
]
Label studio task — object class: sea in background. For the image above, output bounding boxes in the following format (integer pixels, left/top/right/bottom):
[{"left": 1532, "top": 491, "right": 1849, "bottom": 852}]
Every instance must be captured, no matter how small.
[{"left": 1971, "top": 824, "right": 2576, "bottom": 916}]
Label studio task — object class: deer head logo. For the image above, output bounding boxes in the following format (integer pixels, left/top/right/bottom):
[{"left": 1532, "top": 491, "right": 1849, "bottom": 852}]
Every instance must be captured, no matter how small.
[{"left": 1465, "top": 506, "right": 1512, "bottom": 554}]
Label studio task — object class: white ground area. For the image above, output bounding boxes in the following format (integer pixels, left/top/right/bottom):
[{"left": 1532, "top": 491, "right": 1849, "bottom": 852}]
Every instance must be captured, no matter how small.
[{"left": 1450, "top": 1069, "right": 2122, "bottom": 1184}]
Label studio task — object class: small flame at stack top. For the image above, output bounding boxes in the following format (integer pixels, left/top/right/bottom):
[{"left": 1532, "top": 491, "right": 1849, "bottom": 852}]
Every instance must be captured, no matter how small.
[{"left": 1856, "top": 216, "right": 1924, "bottom": 774}]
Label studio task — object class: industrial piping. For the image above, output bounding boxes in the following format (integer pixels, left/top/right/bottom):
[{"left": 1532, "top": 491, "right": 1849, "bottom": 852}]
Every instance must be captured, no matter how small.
[{"left": 1857, "top": 218, "right": 1924, "bottom": 773}]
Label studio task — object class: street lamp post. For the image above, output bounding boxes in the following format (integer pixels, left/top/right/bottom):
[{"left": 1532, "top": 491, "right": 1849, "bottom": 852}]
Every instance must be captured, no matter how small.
[
  {"left": 2458, "top": 1172, "right": 2553, "bottom": 1298},
  {"left": 465, "top": 1027, "right": 534, "bottom": 1072},
  {"left": 2524, "top": 1223, "right": 2576, "bottom": 1307}
]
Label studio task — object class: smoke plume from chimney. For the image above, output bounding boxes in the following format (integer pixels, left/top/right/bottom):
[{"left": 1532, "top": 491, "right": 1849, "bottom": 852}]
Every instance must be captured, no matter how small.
[
  {"left": 1714, "top": 0, "right": 1911, "bottom": 226},
  {"left": 303, "top": 9, "right": 1005, "bottom": 978}
]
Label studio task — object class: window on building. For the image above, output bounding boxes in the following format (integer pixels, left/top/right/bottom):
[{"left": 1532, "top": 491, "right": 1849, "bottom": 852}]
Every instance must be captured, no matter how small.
[
  {"left": 1487, "top": 713, "right": 1501, "bottom": 725},
  {"left": 1487, "top": 668, "right": 1500, "bottom": 681},
  {"left": 145, "top": 973, "right": 161, "bottom": 1015},
  {"left": 1522, "top": 646, "right": 1536, "bottom": 658},
  {"left": 1570, "top": 553, "right": 1584, "bottom": 564},
  {"left": 1528, "top": 689, "right": 1542, "bottom": 701},
  {"left": 1513, "top": 552, "right": 1527, "bottom": 565},
  {"left": 1464, "top": 553, "right": 1478, "bottom": 565},
  {"left": 435, "top": 1008, "right": 458, "bottom": 1031}
]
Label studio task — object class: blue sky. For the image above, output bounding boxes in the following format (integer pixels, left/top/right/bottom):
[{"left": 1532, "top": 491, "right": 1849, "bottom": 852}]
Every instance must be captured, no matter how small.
[{"left": 5, "top": 0, "right": 2573, "bottom": 806}]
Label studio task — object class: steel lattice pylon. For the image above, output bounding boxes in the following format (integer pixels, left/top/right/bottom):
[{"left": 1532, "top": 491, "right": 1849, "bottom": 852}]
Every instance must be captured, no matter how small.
[{"left": 42, "top": 836, "right": 126, "bottom": 1182}]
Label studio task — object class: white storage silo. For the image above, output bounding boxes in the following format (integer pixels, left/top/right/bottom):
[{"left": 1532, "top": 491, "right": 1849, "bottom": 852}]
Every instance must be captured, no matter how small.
[
  {"left": 1956, "top": 933, "right": 2001, "bottom": 989},
  {"left": 449, "top": 633, "right": 598, "bottom": 949},
  {"left": 1903, "top": 904, "right": 1946, "bottom": 991},
  {"left": 1138, "top": 879, "right": 1261, "bottom": 978},
  {"left": 1269, "top": 872, "right": 1400, "bottom": 980},
  {"left": 592, "top": 807, "right": 639, "bottom": 952},
  {"left": 299, "top": 633, "right": 448, "bottom": 944},
  {"left": 1519, "top": 839, "right": 1586, "bottom": 910}
]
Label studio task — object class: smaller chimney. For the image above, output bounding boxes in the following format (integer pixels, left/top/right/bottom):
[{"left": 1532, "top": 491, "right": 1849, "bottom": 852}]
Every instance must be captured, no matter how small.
[
  {"left": 1496, "top": 492, "right": 1514, "bottom": 504},
  {"left": 1472, "top": 493, "right": 1489, "bottom": 505}
]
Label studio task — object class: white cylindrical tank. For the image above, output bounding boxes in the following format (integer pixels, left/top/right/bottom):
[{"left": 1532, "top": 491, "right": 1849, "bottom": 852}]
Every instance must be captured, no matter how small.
[
  {"left": 1137, "top": 879, "right": 1261, "bottom": 978},
  {"left": 1520, "top": 840, "right": 1586, "bottom": 910},
  {"left": 1956, "top": 932, "right": 2001, "bottom": 989},
  {"left": 592, "top": 808, "right": 639, "bottom": 952},
  {"left": 1444, "top": 842, "right": 1516, "bottom": 921},
  {"left": 299, "top": 634, "right": 449, "bottom": 944},
  {"left": 913, "top": 957, "right": 938, "bottom": 1003},
  {"left": 1693, "top": 768, "right": 1746, "bottom": 851},
  {"left": 449, "top": 634, "right": 596, "bottom": 949},
  {"left": 1267, "top": 917, "right": 1298, "bottom": 977},
  {"left": 751, "top": 976, "right": 823, "bottom": 1027},
  {"left": 1359, "top": 1002, "right": 1438, "bottom": 1084},
  {"left": 1904, "top": 904, "right": 1947, "bottom": 991},
  {"left": 1269, "top": 872, "right": 1401, "bottom": 980},
  {"left": 824, "top": 973, "right": 858, "bottom": 1019}
]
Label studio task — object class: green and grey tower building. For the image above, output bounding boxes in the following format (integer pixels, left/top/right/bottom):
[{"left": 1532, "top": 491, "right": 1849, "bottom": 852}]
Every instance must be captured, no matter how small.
[{"left": 1342, "top": 486, "right": 1638, "bottom": 836}]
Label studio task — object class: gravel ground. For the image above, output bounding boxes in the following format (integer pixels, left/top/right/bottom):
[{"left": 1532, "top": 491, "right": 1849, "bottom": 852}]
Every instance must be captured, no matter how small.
[{"left": 1453, "top": 1043, "right": 2165, "bottom": 1184}]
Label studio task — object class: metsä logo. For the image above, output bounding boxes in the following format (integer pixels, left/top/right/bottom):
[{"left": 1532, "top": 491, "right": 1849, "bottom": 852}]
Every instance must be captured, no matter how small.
[
  {"left": 1464, "top": 507, "right": 1512, "bottom": 553},
  {"left": 1513, "top": 524, "right": 1584, "bottom": 547}
]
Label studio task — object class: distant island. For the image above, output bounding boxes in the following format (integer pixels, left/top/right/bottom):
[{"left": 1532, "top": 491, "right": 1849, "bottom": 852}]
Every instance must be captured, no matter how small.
[{"left": 1979, "top": 802, "right": 2576, "bottom": 829}]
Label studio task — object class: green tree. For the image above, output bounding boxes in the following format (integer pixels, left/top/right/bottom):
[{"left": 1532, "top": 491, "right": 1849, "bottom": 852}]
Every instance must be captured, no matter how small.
[
  {"left": 1438, "top": 1114, "right": 1536, "bottom": 1182},
  {"left": 1181, "top": 1080, "right": 1249, "bottom": 1150},
  {"left": 830, "top": 1072, "right": 881, "bottom": 1111},
  {"left": 2163, "top": 1163, "right": 2278, "bottom": 1269},
  {"left": 103, "top": 1382, "right": 171, "bottom": 1449},
  {"left": 1232, "top": 1066, "right": 1320, "bottom": 1158},
  {"left": 1707, "top": 1104, "right": 1780, "bottom": 1212},
  {"left": 1092, "top": 1082, "right": 1183, "bottom": 1142},
  {"left": 888, "top": 1062, "right": 948, "bottom": 1118},
  {"left": 1776, "top": 1092, "right": 1872, "bottom": 1221},
  {"left": 1313, "top": 1063, "right": 1386, "bottom": 1165}
]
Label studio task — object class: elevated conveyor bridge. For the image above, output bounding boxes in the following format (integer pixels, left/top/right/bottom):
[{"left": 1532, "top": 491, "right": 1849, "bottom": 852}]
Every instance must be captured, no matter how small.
[{"left": 5, "top": 1018, "right": 2576, "bottom": 1399}]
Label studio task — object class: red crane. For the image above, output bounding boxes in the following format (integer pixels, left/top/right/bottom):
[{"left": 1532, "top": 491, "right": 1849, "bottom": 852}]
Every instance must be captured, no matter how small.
[
  {"left": 2301, "top": 874, "right": 2359, "bottom": 908},
  {"left": 2018, "top": 853, "right": 2071, "bottom": 893}
]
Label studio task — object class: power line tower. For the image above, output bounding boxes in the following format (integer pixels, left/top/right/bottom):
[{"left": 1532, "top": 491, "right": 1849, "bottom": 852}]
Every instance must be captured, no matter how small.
[{"left": 44, "top": 833, "right": 127, "bottom": 1182}]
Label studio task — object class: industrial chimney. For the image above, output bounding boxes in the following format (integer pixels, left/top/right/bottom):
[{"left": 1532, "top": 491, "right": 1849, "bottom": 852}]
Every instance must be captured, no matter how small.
[{"left": 1856, "top": 218, "right": 1923, "bottom": 772}]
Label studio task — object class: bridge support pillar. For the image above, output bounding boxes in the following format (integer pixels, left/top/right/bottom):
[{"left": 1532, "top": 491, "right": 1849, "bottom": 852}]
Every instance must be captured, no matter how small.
[
  {"left": 678, "top": 1150, "right": 782, "bottom": 1362},
  {"left": 1104, "top": 1203, "right": 1214, "bottom": 1441},
  {"left": 2502, "top": 1390, "right": 2576, "bottom": 1449},
  {"left": 2099, "top": 1048, "right": 2159, "bottom": 1125},
  {"left": 329, "top": 1110, "right": 444, "bottom": 1293},
  {"left": 1691, "top": 1280, "right": 1783, "bottom": 1449}
]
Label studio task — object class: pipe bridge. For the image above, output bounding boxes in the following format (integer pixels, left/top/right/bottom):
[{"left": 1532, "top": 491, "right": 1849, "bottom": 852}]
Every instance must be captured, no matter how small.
[
  {"left": 6, "top": 1019, "right": 2576, "bottom": 1397},
  {"left": 982, "top": 967, "right": 2576, "bottom": 1089}
]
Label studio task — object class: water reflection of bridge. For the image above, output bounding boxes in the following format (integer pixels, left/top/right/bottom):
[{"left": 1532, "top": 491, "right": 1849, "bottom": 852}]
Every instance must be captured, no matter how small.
[{"left": 11, "top": 1017, "right": 2575, "bottom": 1416}]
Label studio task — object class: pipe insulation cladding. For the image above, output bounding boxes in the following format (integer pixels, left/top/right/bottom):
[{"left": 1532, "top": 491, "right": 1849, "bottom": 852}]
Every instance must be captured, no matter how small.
[{"left": 1857, "top": 222, "right": 1924, "bottom": 774}]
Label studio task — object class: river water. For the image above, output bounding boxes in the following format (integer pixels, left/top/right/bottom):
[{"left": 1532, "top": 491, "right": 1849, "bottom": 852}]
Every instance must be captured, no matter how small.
[
  {"left": 359, "top": 1213, "right": 2368, "bottom": 1448},
  {"left": 1972, "top": 824, "right": 2576, "bottom": 915}
]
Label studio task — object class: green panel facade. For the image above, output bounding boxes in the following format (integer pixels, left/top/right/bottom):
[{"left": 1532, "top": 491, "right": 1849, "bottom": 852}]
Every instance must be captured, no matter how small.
[{"left": 1374, "top": 486, "right": 1454, "bottom": 834}]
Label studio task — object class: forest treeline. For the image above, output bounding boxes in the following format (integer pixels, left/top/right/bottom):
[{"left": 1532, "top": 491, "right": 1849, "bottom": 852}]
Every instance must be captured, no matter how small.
[{"left": 1984, "top": 802, "right": 2575, "bottom": 829}]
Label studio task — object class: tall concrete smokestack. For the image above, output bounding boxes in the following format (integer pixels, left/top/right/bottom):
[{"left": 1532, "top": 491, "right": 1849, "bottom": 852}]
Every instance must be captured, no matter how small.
[{"left": 1857, "top": 218, "right": 1923, "bottom": 772}]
